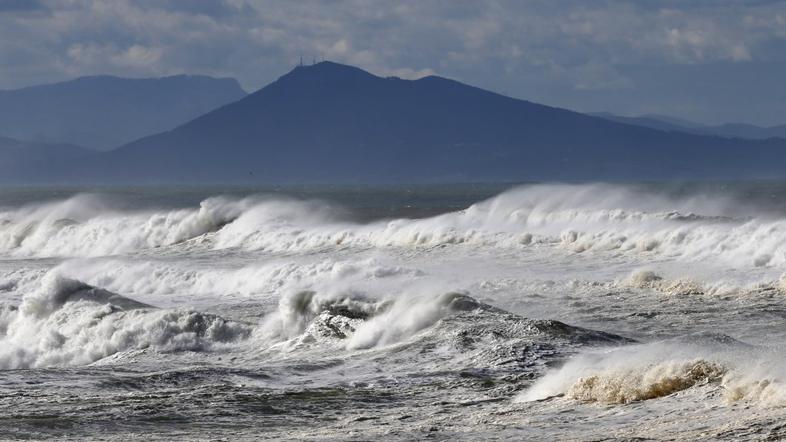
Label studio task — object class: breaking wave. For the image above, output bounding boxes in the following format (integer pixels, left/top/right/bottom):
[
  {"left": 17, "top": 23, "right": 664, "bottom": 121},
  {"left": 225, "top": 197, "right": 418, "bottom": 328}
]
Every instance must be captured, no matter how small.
[
  {"left": 256, "top": 283, "right": 630, "bottom": 363},
  {"left": 2, "top": 184, "right": 786, "bottom": 270},
  {"left": 0, "top": 194, "right": 258, "bottom": 257},
  {"left": 46, "top": 257, "right": 424, "bottom": 301},
  {"left": 0, "top": 270, "right": 628, "bottom": 373},
  {"left": 566, "top": 359, "right": 726, "bottom": 404},
  {"left": 517, "top": 335, "right": 786, "bottom": 406},
  {"left": 0, "top": 273, "right": 251, "bottom": 369},
  {"left": 260, "top": 289, "right": 488, "bottom": 350},
  {"left": 621, "top": 268, "right": 786, "bottom": 298}
]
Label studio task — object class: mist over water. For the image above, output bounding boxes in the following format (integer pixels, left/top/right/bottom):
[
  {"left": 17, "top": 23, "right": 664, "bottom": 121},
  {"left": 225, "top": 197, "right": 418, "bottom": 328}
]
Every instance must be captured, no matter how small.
[{"left": 2, "top": 182, "right": 786, "bottom": 440}]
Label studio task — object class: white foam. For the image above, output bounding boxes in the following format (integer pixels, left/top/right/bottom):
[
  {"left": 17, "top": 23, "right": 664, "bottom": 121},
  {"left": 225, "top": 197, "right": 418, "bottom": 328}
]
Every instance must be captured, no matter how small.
[
  {"left": 0, "top": 273, "right": 250, "bottom": 369},
  {"left": 517, "top": 339, "right": 786, "bottom": 407},
  {"left": 2, "top": 186, "right": 786, "bottom": 274},
  {"left": 0, "top": 194, "right": 256, "bottom": 257},
  {"left": 257, "top": 283, "right": 478, "bottom": 352},
  {"left": 46, "top": 257, "right": 423, "bottom": 308}
]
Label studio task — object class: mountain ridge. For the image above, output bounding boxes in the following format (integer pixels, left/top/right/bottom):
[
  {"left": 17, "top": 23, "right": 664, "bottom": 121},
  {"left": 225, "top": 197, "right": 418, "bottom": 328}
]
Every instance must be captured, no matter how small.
[
  {"left": 0, "top": 136, "right": 92, "bottom": 176},
  {"left": 591, "top": 112, "right": 786, "bottom": 140},
  {"left": 7, "top": 61, "right": 786, "bottom": 183},
  {"left": 0, "top": 74, "right": 247, "bottom": 150},
  {"left": 0, "top": 73, "right": 244, "bottom": 93}
]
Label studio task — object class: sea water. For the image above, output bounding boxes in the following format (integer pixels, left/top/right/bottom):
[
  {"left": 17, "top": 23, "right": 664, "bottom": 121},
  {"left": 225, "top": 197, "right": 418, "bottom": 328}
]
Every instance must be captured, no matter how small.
[{"left": 1, "top": 182, "right": 786, "bottom": 440}]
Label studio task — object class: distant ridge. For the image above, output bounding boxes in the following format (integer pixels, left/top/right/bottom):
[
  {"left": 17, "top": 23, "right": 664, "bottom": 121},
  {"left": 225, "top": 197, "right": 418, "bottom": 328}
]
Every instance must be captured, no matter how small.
[
  {"left": 0, "top": 74, "right": 247, "bottom": 150},
  {"left": 8, "top": 61, "right": 786, "bottom": 183},
  {"left": 591, "top": 112, "right": 786, "bottom": 140},
  {"left": 0, "top": 137, "right": 92, "bottom": 176}
]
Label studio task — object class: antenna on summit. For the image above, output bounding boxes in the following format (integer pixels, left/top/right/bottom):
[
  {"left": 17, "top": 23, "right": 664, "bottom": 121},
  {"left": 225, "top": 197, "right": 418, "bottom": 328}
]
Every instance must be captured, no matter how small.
[{"left": 299, "top": 55, "right": 303, "bottom": 67}]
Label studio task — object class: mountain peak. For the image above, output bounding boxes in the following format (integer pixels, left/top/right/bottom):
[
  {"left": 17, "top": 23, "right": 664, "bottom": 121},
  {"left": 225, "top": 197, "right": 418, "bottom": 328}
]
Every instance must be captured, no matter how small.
[
  {"left": 80, "top": 60, "right": 786, "bottom": 184},
  {"left": 279, "top": 60, "right": 379, "bottom": 84},
  {"left": 291, "top": 60, "right": 371, "bottom": 73}
]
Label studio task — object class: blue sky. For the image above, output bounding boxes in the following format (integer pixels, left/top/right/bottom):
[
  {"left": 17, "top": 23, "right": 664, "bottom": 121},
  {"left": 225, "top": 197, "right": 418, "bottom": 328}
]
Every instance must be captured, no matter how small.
[{"left": 2, "top": 0, "right": 786, "bottom": 125}]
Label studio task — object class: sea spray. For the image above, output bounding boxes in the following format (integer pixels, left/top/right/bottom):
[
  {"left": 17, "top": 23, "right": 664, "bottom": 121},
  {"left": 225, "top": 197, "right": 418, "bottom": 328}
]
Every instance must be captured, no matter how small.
[{"left": 0, "top": 272, "right": 250, "bottom": 369}]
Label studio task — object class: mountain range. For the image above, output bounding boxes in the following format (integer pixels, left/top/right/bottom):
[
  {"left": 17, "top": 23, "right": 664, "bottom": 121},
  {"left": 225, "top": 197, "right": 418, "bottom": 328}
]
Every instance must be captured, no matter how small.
[
  {"left": 0, "top": 137, "right": 92, "bottom": 172},
  {"left": 0, "top": 75, "right": 246, "bottom": 150},
  {"left": 3, "top": 61, "right": 786, "bottom": 183},
  {"left": 591, "top": 112, "right": 786, "bottom": 140}
]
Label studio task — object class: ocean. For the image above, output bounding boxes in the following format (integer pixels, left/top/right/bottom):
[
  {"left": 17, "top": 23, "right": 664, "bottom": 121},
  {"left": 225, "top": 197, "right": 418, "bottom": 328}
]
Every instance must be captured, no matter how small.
[{"left": 1, "top": 182, "right": 785, "bottom": 440}]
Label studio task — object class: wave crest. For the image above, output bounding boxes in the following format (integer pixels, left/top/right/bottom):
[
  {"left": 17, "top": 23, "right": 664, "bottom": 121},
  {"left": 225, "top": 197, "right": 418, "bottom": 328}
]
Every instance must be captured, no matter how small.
[
  {"left": 567, "top": 359, "right": 726, "bottom": 404},
  {"left": 0, "top": 273, "right": 251, "bottom": 369},
  {"left": 2, "top": 185, "right": 786, "bottom": 271}
]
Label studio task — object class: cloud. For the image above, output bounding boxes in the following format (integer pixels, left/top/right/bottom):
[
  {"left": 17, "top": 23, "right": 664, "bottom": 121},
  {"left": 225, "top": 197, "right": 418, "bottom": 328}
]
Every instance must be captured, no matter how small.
[{"left": 1, "top": 0, "right": 786, "bottom": 124}]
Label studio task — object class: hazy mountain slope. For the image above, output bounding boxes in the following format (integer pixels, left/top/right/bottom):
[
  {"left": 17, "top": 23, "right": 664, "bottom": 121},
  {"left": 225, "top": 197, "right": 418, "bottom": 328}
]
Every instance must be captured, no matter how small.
[
  {"left": 0, "top": 137, "right": 92, "bottom": 176},
  {"left": 10, "top": 61, "right": 786, "bottom": 183},
  {"left": 588, "top": 112, "right": 701, "bottom": 134},
  {"left": 0, "top": 75, "right": 246, "bottom": 150},
  {"left": 710, "top": 123, "right": 786, "bottom": 140},
  {"left": 593, "top": 112, "right": 786, "bottom": 140}
]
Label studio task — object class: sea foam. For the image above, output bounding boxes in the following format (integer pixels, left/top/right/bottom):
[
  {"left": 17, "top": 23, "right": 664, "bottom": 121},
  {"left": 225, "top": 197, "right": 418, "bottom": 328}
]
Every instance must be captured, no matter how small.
[{"left": 0, "top": 273, "right": 250, "bottom": 369}]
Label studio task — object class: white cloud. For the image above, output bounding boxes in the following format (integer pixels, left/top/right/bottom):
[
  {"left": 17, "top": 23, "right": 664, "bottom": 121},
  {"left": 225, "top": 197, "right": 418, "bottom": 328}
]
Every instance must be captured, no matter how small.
[
  {"left": 731, "top": 43, "right": 752, "bottom": 61},
  {"left": 1, "top": 0, "right": 786, "bottom": 124},
  {"left": 2, "top": 0, "right": 784, "bottom": 87},
  {"left": 113, "top": 44, "right": 165, "bottom": 68}
]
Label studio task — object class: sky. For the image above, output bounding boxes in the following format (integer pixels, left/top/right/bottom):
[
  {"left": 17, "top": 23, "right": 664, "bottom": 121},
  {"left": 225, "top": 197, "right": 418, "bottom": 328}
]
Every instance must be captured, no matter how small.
[{"left": 1, "top": 0, "right": 786, "bottom": 126}]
